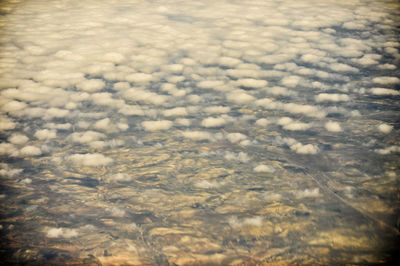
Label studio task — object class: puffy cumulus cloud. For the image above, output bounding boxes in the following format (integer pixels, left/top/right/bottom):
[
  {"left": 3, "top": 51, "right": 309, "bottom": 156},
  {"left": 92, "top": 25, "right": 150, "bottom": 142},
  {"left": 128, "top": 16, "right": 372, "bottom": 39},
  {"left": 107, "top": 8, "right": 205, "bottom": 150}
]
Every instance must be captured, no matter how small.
[
  {"left": 67, "top": 153, "right": 113, "bottom": 166},
  {"left": 296, "top": 188, "right": 320, "bottom": 198},
  {"left": 282, "top": 122, "right": 312, "bottom": 131},
  {"left": 226, "top": 90, "right": 255, "bottom": 104},
  {"left": 325, "top": 121, "right": 342, "bottom": 132},
  {"left": 8, "top": 133, "right": 29, "bottom": 145},
  {"left": 20, "top": 146, "right": 42, "bottom": 156},
  {"left": 253, "top": 164, "right": 275, "bottom": 173},
  {"left": 277, "top": 117, "right": 293, "bottom": 126},
  {"left": 106, "top": 206, "right": 126, "bottom": 217},
  {"left": 217, "top": 56, "right": 242, "bottom": 68},
  {"left": 377, "top": 123, "right": 393, "bottom": 134},
  {"left": 93, "top": 118, "right": 115, "bottom": 132},
  {"left": 228, "top": 216, "right": 263, "bottom": 229},
  {"left": 197, "top": 80, "right": 225, "bottom": 90},
  {"left": 141, "top": 120, "right": 173, "bottom": 131},
  {"left": 283, "top": 103, "right": 326, "bottom": 118},
  {"left": 44, "top": 123, "right": 72, "bottom": 130},
  {"left": 329, "top": 63, "right": 358, "bottom": 73},
  {"left": 265, "top": 86, "right": 296, "bottom": 97},
  {"left": 375, "top": 146, "right": 400, "bottom": 155},
  {"left": 91, "top": 93, "right": 124, "bottom": 108},
  {"left": 315, "top": 93, "right": 350, "bottom": 102},
  {"left": 125, "top": 73, "right": 153, "bottom": 84},
  {"left": 255, "top": 118, "right": 270, "bottom": 127},
  {"left": 194, "top": 180, "right": 221, "bottom": 189},
  {"left": 372, "top": 76, "right": 400, "bottom": 85},
  {"left": 276, "top": 136, "right": 319, "bottom": 154},
  {"left": 162, "top": 107, "right": 188, "bottom": 117},
  {"left": 76, "top": 79, "right": 105, "bottom": 92},
  {"left": 226, "top": 133, "right": 247, "bottom": 144},
  {"left": 0, "top": 116, "right": 16, "bottom": 131},
  {"left": 182, "top": 131, "right": 213, "bottom": 141},
  {"left": 204, "top": 106, "right": 231, "bottom": 114},
  {"left": 47, "top": 228, "right": 78, "bottom": 238},
  {"left": 118, "top": 104, "right": 145, "bottom": 116},
  {"left": 280, "top": 76, "right": 301, "bottom": 88},
  {"left": 44, "top": 108, "right": 69, "bottom": 120},
  {"left": 99, "top": 52, "right": 126, "bottom": 64},
  {"left": 0, "top": 143, "right": 19, "bottom": 157},
  {"left": 369, "top": 88, "right": 400, "bottom": 96},
  {"left": 224, "top": 151, "right": 250, "bottom": 163},
  {"left": 235, "top": 78, "right": 267, "bottom": 89},
  {"left": 1, "top": 100, "right": 27, "bottom": 114},
  {"left": 34, "top": 129, "right": 57, "bottom": 140},
  {"left": 109, "top": 173, "right": 133, "bottom": 182},
  {"left": 124, "top": 88, "right": 169, "bottom": 105},
  {"left": 69, "top": 131, "right": 105, "bottom": 144},
  {"left": 201, "top": 117, "right": 227, "bottom": 128},
  {"left": 175, "top": 118, "right": 191, "bottom": 127},
  {"left": 0, "top": 163, "right": 23, "bottom": 177}
]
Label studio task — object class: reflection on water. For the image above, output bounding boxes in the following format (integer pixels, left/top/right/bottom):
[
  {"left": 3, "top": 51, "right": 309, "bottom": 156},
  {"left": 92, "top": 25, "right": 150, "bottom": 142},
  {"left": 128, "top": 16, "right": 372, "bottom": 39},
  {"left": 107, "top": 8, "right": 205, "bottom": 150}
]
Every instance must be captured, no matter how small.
[{"left": 0, "top": 0, "right": 399, "bottom": 264}]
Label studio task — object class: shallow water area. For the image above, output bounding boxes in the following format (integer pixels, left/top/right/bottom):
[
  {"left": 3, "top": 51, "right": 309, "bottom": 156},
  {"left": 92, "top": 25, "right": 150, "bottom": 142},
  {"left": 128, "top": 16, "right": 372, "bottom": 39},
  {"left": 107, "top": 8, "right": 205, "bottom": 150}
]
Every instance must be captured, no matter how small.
[{"left": 0, "top": 0, "right": 400, "bottom": 265}]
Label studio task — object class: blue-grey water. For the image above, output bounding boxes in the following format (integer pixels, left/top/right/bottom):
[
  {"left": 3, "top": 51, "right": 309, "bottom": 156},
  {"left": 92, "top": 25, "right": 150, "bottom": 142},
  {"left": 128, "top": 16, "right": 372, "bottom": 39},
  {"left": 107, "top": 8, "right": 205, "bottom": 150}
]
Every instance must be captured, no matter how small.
[{"left": 0, "top": 0, "right": 399, "bottom": 264}]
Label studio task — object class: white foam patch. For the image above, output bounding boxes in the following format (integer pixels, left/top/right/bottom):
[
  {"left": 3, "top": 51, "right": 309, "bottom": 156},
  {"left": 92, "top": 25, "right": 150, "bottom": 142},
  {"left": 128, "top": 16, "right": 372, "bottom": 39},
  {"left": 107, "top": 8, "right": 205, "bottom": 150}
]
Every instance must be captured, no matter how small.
[
  {"left": 370, "top": 88, "right": 400, "bottom": 96},
  {"left": 201, "top": 117, "right": 227, "bottom": 128},
  {"left": 141, "top": 120, "right": 173, "bottom": 131},
  {"left": 377, "top": 124, "right": 393, "bottom": 133},
  {"left": 315, "top": 93, "right": 350, "bottom": 102},
  {"left": 325, "top": 121, "right": 342, "bottom": 132},
  {"left": 67, "top": 153, "right": 113, "bottom": 166},
  {"left": 34, "top": 129, "right": 57, "bottom": 140},
  {"left": 8, "top": 134, "right": 29, "bottom": 145},
  {"left": 182, "top": 131, "right": 213, "bottom": 141},
  {"left": 253, "top": 164, "right": 275, "bottom": 173}
]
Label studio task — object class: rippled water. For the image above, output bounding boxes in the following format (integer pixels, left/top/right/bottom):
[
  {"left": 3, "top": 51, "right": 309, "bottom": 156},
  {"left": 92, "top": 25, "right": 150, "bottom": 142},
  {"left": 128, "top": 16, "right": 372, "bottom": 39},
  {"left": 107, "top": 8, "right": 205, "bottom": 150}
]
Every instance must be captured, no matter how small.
[{"left": 0, "top": 0, "right": 399, "bottom": 264}]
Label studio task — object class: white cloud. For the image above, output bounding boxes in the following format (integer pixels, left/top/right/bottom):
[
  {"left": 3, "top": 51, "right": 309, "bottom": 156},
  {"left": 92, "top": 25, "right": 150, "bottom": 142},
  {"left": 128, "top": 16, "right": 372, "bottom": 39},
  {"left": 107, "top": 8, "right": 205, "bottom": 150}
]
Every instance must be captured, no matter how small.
[
  {"left": 235, "top": 78, "right": 267, "bottom": 88},
  {"left": 141, "top": 120, "right": 173, "bottom": 131},
  {"left": 8, "top": 134, "right": 29, "bottom": 145},
  {"left": 204, "top": 106, "right": 231, "bottom": 114},
  {"left": 226, "top": 133, "right": 247, "bottom": 143},
  {"left": 194, "top": 180, "right": 221, "bottom": 189},
  {"left": 226, "top": 90, "right": 255, "bottom": 104},
  {"left": 69, "top": 131, "right": 105, "bottom": 144},
  {"left": 162, "top": 107, "right": 188, "bottom": 117},
  {"left": 0, "top": 143, "right": 19, "bottom": 157},
  {"left": 1, "top": 100, "right": 27, "bottom": 113},
  {"left": 110, "top": 173, "right": 133, "bottom": 182},
  {"left": 67, "top": 153, "right": 113, "bottom": 166},
  {"left": 255, "top": 118, "right": 270, "bottom": 127},
  {"left": 253, "top": 164, "right": 275, "bottom": 173},
  {"left": 281, "top": 76, "right": 301, "bottom": 88},
  {"left": 276, "top": 137, "right": 319, "bottom": 154},
  {"left": 329, "top": 63, "right": 358, "bottom": 73},
  {"left": 201, "top": 117, "right": 227, "bottom": 128},
  {"left": 47, "top": 228, "right": 78, "bottom": 238},
  {"left": 20, "top": 146, "right": 42, "bottom": 156},
  {"left": 372, "top": 76, "right": 400, "bottom": 85},
  {"left": 283, "top": 122, "right": 312, "bottom": 131},
  {"left": 377, "top": 124, "right": 393, "bottom": 133},
  {"left": 0, "top": 116, "right": 16, "bottom": 131},
  {"left": 125, "top": 73, "right": 153, "bottom": 83},
  {"left": 182, "top": 131, "right": 213, "bottom": 141},
  {"left": 76, "top": 79, "right": 105, "bottom": 92},
  {"left": 224, "top": 151, "right": 250, "bottom": 163},
  {"left": 34, "top": 129, "right": 57, "bottom": 140},
  {"left": 315, "top": 93, "right": 350, "bottom": 102},
  {"left": 325, "top": 121, "right": 342, "bottom": 132},
  {"left": 94, "top": 118, "right": 115, "bottom": 132},
  {"left": 44, "top": 108, "right": 69, "bottom": 120},
  {"left": 277, "top": 117, "right": 293, "bottom": 126},
  {"left": 370, "top": 88, "right": 400, "bottom": 96},
  {"left": 296, "top": 188, "right": 320, "bottom": 198}
]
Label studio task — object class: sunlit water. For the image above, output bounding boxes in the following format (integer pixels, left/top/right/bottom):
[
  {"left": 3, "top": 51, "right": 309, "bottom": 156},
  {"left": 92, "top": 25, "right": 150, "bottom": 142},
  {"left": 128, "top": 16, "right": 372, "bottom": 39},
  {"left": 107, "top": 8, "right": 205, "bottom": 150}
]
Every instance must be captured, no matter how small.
[{"left": 0, "top": 0, "right": 399, "bottom": 264}]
